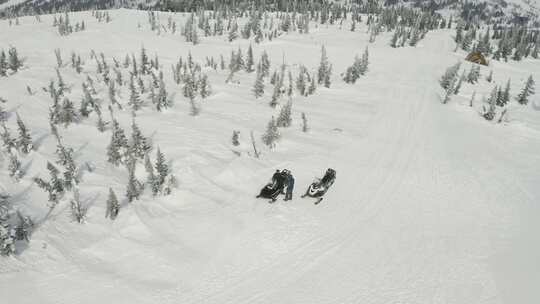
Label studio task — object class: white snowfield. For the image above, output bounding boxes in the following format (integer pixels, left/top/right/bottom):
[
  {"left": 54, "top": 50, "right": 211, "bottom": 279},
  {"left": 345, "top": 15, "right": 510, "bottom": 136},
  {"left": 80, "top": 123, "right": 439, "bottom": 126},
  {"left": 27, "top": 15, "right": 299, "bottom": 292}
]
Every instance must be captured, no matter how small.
[{"left": 0, "top": 9, "right": 539, "bottom": 304}]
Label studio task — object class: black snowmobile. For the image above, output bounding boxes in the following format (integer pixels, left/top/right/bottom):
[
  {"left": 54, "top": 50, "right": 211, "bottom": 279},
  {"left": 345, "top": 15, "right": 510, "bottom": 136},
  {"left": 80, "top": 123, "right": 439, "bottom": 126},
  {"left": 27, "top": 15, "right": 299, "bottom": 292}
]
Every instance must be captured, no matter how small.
[
  {"left": 301, "top": 168, "right": 336, "bottom": 204},
  {"left": 257, "top": 170, "right": 287, "bottom": 203}
]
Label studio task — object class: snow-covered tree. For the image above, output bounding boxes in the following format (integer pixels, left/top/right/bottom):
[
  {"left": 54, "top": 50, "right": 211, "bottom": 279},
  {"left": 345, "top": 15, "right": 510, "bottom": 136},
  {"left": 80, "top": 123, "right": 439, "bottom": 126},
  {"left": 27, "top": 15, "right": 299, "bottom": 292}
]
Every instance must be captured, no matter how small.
[
  {"left": 466, "top": 65, "right": 480, "bottom": 84},
  {"left": 261, "top": 116, "right": 280, "bottom": 149},
  {"left": 105, "top": 188, "right": 120, "bottom": 220},
  {"left": 276, "top": 98, "right": 293, "bottom": 127},
  {"left": 253, "top": 66, "right": 265, "bottom": 98},
  {"left": 245, "top": 44, "right": 254, "bottom": 73},
  {"left": 516, "top": 75, "right": 535, "bottom": 105},
  {"left": 301, "top": 112, "right": 308, "bottom": 132},
  {"left": 317, "top": 45, "right": 331, "bottom": 85},
  {"left": 129, "top": 119, "right": 152, "bottom": 160},
  {"left": 199, "top": 74, "right": 211, "bottom": 99},
  {"left": 16, "top": 114, "right": 32, "bottom": 154},
  {"left": 107, "top": 119, "right": 128, "bottom": 166},
  {"left": 128, "top": 76, "right": 143, "bottom": 111},
  {"left": 8, "top": 152, "right": 23, "bottom": 181},
  {"left": 440, "top": 62, "right": 461, "bottom": 90},
  {"left": 70, "top": 189, "right": 86, "bottom": 223},
  {"left": 0, "top": 50, "right": 7, "bottom": 77},
  {"left": 126, "top": 159, "right": 143, "bottom": 202}
]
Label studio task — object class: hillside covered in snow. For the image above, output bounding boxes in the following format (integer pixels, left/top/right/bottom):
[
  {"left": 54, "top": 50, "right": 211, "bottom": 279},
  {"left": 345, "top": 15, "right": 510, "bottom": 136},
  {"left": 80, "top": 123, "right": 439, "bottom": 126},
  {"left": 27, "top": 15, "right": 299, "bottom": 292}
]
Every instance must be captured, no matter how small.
[{"left": 0, "top": 2, "right": 539, "bottom": 304}]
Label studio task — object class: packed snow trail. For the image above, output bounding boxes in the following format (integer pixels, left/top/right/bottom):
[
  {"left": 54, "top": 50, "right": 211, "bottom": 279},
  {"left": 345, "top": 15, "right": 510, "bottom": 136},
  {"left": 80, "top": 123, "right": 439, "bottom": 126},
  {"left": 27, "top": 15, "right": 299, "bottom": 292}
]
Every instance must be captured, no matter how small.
[{"left": 0, "top": 10, "right": 539, "bottom": 304}]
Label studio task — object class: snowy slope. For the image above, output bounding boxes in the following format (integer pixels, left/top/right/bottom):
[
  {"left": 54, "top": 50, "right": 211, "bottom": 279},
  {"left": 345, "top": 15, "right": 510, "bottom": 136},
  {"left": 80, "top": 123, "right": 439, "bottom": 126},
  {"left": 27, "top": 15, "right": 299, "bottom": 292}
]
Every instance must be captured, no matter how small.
[{"left": 1, "top": 9, "right": 540, "bottom": 304}]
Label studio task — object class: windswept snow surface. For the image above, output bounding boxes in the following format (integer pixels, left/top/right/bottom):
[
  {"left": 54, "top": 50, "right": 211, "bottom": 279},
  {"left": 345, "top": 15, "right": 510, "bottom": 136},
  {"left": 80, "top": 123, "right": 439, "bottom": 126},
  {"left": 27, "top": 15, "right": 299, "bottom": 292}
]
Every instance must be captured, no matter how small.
[{"left": 1, "top": 9, "right": 540, "bottom": 304}]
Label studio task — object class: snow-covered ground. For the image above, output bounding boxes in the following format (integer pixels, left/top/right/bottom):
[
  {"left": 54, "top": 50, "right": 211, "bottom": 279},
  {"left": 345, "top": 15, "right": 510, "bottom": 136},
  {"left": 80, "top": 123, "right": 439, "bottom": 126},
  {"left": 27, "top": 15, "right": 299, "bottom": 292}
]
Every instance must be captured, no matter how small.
[{"left": 0, "top": 9, "right": 539, "bottom": 304}]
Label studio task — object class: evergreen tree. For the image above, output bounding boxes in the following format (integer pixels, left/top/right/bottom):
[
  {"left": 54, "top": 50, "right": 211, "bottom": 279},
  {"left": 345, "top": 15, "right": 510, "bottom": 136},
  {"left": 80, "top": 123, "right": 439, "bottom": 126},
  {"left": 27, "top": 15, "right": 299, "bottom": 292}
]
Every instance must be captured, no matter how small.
[
  {"left": 308, "top": 76, "right": 317, "bottom": 95},
  {"left": 129, "top": 119, "right": 152, "bottom": 160},
  {"left": 153, "top": 148, "right": 169, "bottom": 196},
  {"left": 499, "top": 79, "right": 511, "bottom": 106},
  {"left": 128, "top": 76, "right": 143, "bottom": 111},
  {"left": 59, "top": 97, "right": 77, "bottom": 127},
  {"left": 483, "top": 87, "right": 498, "bottom": 120},
  {"left": 105, "top": 188, "right": 119, "bottom": 220},
  {"left": 516, "top": 75, "right": 535, "bottom": 105},
  {"left": 261, "top": 116, "right": 280, "bottom": 149},
  {"left": 16, "top": 114, "right": 32, "bottom": 154},
  {"left": 126, "top": 160, "right": 143, "bottom": 202},
  {"left": 260, "top": 51, "right": 270, "bottom": 77},
  {"left": 107, "top": 119, "right": 128, "bottom": 166},
  {"left": 0, "top": 50, "right": 7, "bottom": 77},
  {"left": 317, "top": 45, "right": 330, "bottom": 85},
  {"left": 301, "top": 112, "right": 308, "bottom": 132},
  {"left": 253, "top": 66, "right": 265, "bottom": 98},
  {"left": 277, "top": 99, "right": 293, "bottom": 127},
  {"left": 440, "top": 62, "right": 461, "bottom": 90},
  {"left": 199, "top": 74, "right": 212, "bottom": 99},
  {"left": 70, "top": 189, "right": 86, "bottom": 223},
  {"left": 246, "top": 44, "right": 254, "bottom": 72},
  {"left": 466, "top": 65, "right": 480, "bottom": 84},
  {"left": 8, "top": 152, "right": 23, "bottom": 181}
]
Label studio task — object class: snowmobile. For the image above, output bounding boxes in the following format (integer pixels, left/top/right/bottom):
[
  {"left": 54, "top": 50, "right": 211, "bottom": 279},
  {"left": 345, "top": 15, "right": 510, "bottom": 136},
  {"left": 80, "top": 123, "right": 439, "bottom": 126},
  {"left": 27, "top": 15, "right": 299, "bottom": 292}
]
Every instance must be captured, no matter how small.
[
  {"left": 301, "top": 168, "right": 336, "bottom": 204},
  {"left": 256, "top": 170, "right": 287, "bottom": 203}
]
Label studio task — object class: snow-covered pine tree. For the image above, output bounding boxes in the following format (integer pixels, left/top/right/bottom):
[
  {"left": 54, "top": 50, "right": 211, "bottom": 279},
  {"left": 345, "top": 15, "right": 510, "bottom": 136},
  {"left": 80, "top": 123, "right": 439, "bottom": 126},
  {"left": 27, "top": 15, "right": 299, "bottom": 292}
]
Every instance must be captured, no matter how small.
[
  {"left": 0, "top": 220, "right": 15, "bottom": 256},
  {"left": 199, "top": 74, "right": 211, "bottom": 99},
  {"left": 8, "top": 152, "right": 23, "bottom": 181},
  {"left": 140, "top": 46, "right": 150, "bottom": 75},
  {"left": 1, "top": 122, "right": 16, "bottom": 152},
  {"left": 153, "top": 147, "right": 168, "bottom": 195},
  {"left": 15, "top": 114, "right": 32, "bottom": 154},
  {"left": 128, "top": 76, "right": 143, "bottom": 111},
  {"left": 301, "top": 112, "right": 308, "bottom": 132},
  {"left": 516, "top": 75, "right": 535, "bottom": 105},
  {"left": 129, "top": 119, "right": 152, "bottom": 160},
  {"left": 105, "top": 188, "right": 119, "bottom": 220},
  {"left": 253, "top": 65, "right": 265, "bottom": 98},
  {"left": 0, "top": 50, "right": 7, "bottom": 77},
  {"left": 261, "top": 116, "right": 280, "bottom": 149},
  {"left": 440, "top": 62, "right": 461, "bottom": 90},
  {"left": 156, "top": 77, "right": 172, "bottom": 111},
  {"left": 358, "top": 46, "right": 369, "bottom": 76},
  {"left": 317, "top": 45, "right": 330, "bottom": 85},
  {"left": 144, "top": 153, "right": 155, "bottom": 186},
  {"left": 70, "top": 189, "right": 86, "bottom": 223},
  {"left": 79, "top": 82, "right": 97, "bottom": 118},
  {"left": 483, "top": 87, "right": 498, "bottom": 120},
  {"left": 260, "top": 51, "right": 270, "bottom": 78},
  {"left": 59, "top": 97, "right": 77, "bottom": 127},
  {"left": 466, "top": 65, "right": 480, "bottom": 84},
  {"left": 308, "top": 76, "right": 317, "bottom": 95},
  {"left": 499, "top": 79, "right": 511, "bottom": 106},
  {"left": 107, "top": 119, "right": 128, "bottom": 166},
  {"left": 277, "top": 98, "right": 293, "bottom": 127},
  {"left": 323, "top": 64, "right": 332, "bottom": 88},
  {"left": 126, "top": 159, "right": 143, "bottom": 202},
  {"left": 246, "top": 44, "right": 254, "bottom": 73}
]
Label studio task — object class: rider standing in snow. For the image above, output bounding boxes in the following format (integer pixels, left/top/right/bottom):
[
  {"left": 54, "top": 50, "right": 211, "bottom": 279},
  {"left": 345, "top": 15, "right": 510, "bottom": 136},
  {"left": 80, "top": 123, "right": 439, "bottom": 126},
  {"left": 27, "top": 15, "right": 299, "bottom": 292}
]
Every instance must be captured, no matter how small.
[{"left": 284, "top": 171, "right": 295, "bottom": 201}]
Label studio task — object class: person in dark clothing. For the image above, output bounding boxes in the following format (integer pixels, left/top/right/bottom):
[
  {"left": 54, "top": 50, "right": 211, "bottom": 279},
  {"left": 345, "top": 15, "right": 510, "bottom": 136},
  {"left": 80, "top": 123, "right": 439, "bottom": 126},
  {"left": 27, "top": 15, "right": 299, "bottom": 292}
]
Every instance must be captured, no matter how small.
[{"left": 284, "top": 171, "right": 295, "bottom": 201}]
